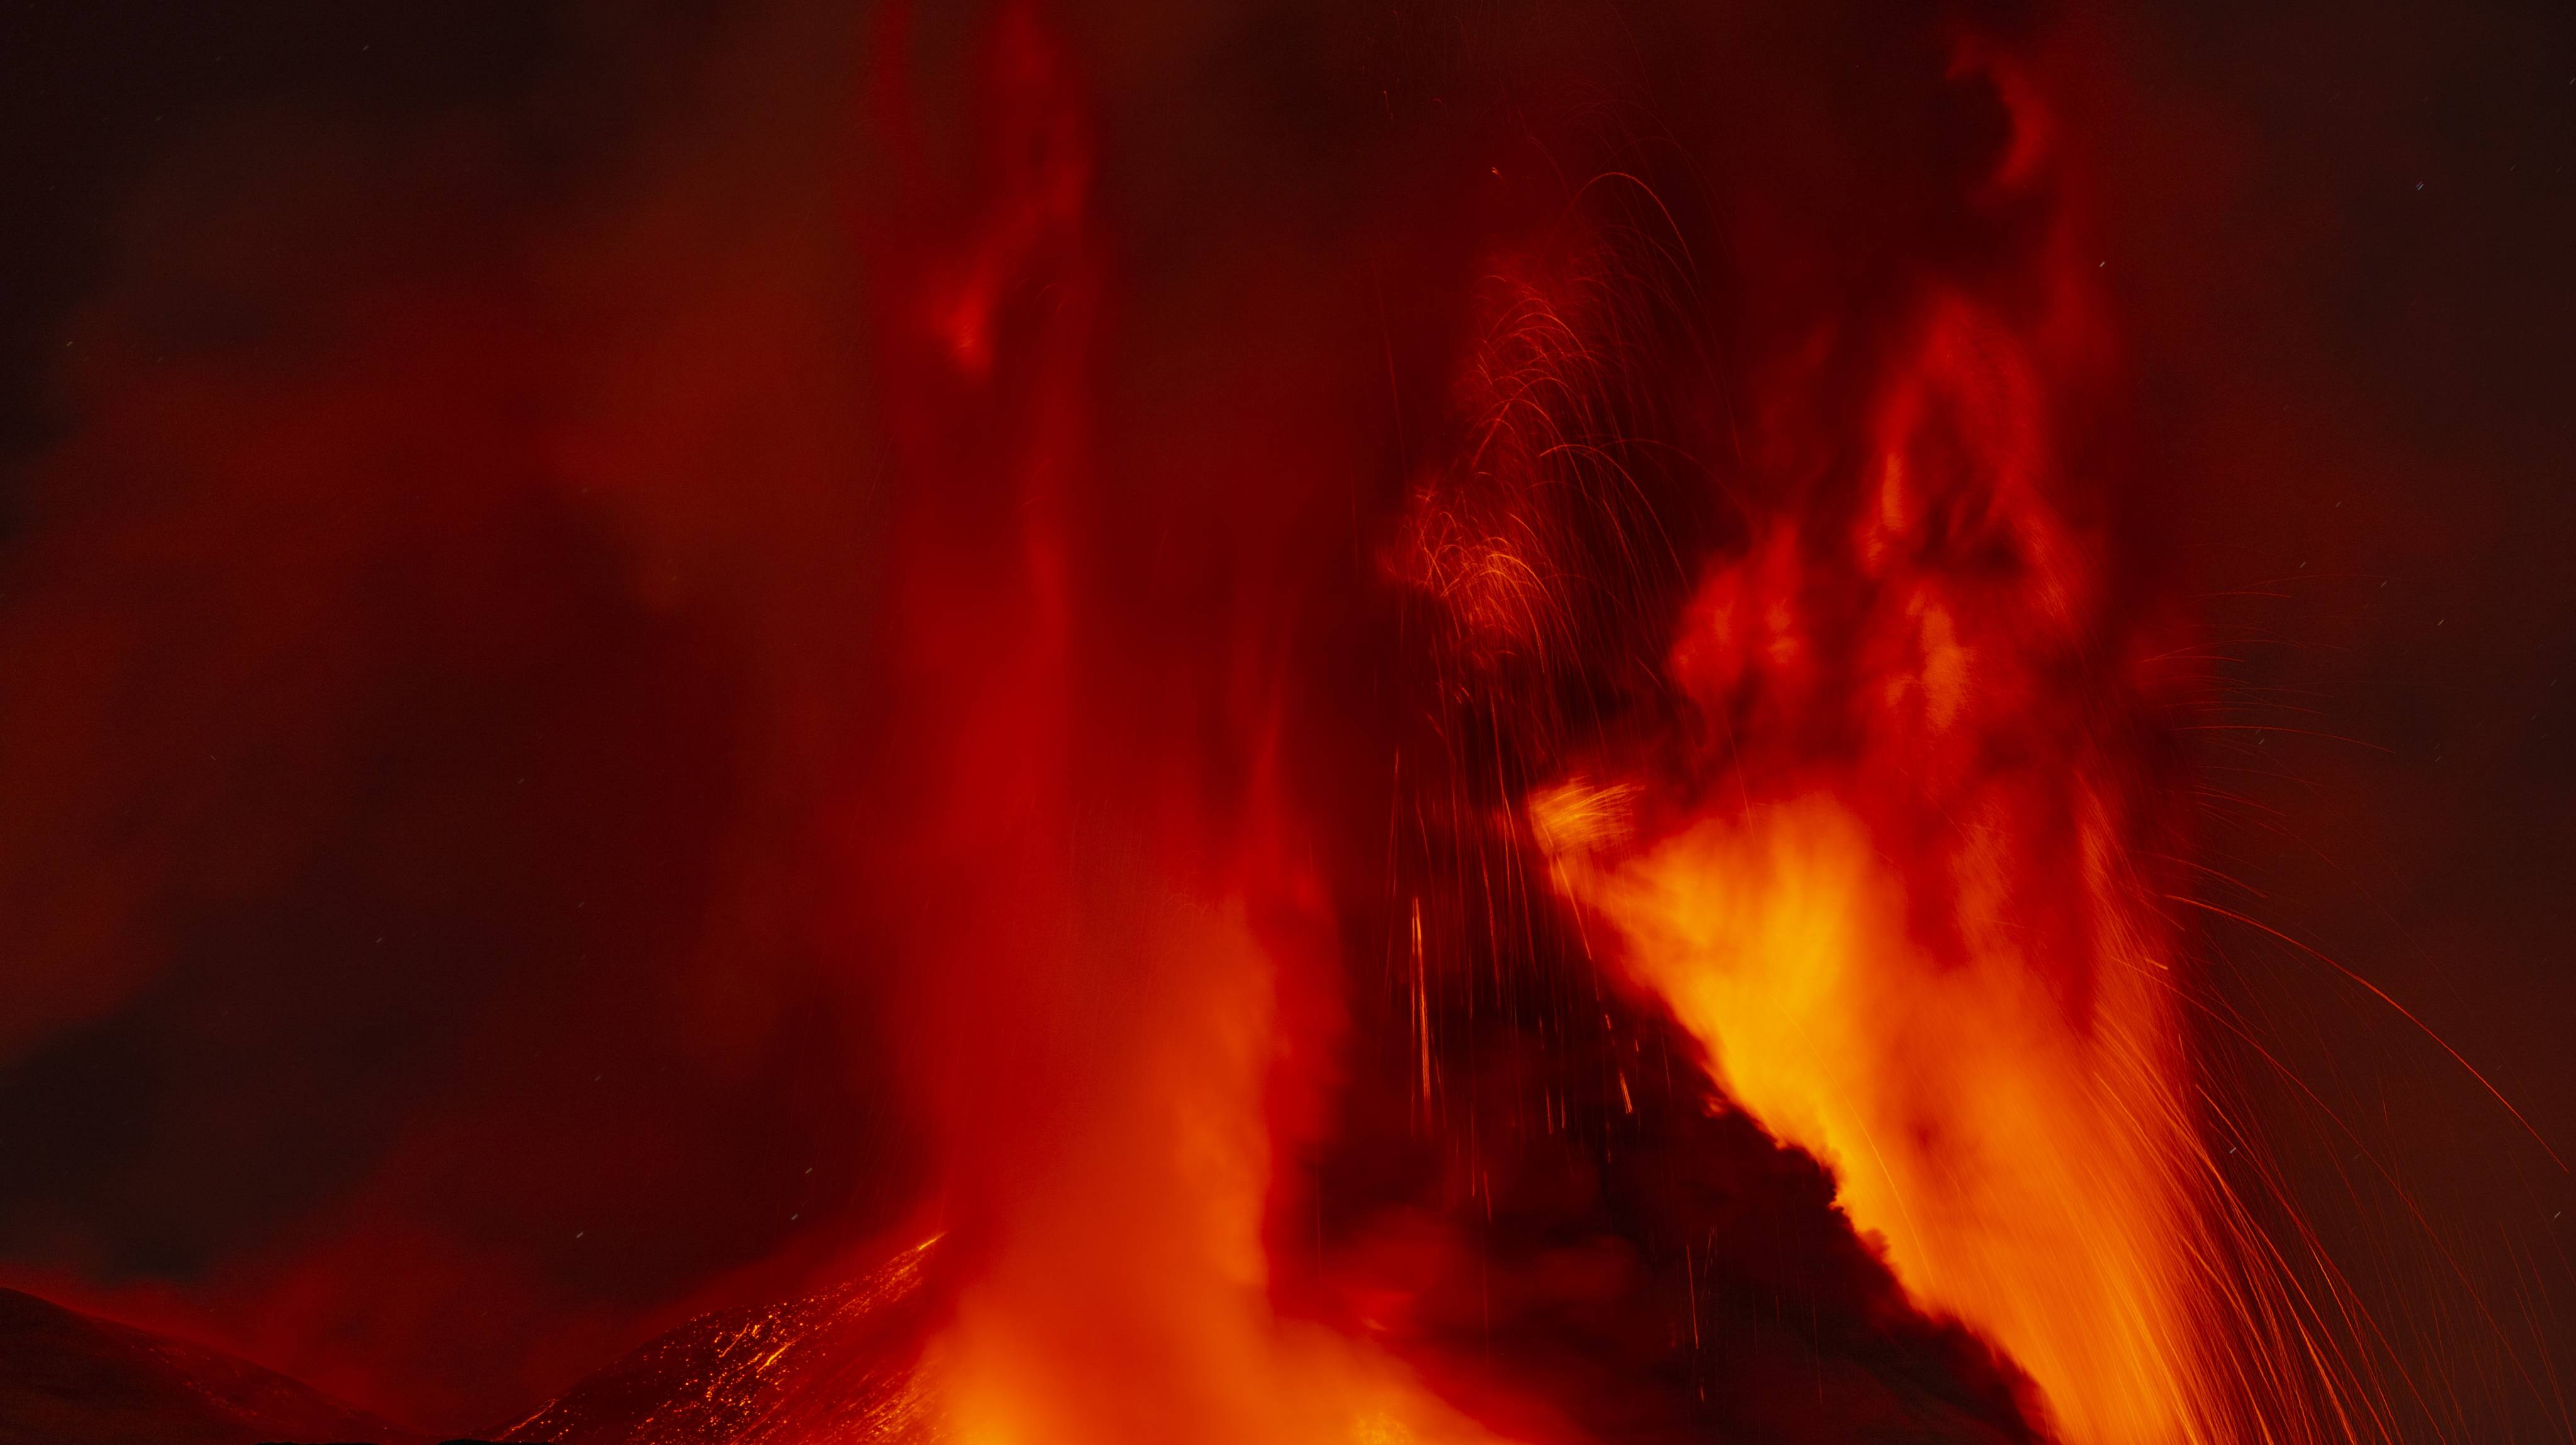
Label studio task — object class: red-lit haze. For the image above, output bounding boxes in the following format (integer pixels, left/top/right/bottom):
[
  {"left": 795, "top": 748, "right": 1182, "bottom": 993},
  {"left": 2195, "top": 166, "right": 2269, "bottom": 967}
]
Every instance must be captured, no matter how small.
[{"left": 0, "top": 1, "right": 2566, "bottom": 1441}]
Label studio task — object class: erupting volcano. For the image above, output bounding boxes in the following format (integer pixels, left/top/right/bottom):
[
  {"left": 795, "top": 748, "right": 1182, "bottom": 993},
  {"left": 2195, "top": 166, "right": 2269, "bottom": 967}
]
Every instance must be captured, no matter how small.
[{"left": 1, "top": 2, "right": 2570, "bottom": 1443}]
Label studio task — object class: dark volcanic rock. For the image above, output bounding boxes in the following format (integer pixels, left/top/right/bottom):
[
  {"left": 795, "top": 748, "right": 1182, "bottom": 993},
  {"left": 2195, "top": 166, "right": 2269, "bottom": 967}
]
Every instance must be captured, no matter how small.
[{"left": 0, "top": 1287, "right": 416, "bottom": 1445}]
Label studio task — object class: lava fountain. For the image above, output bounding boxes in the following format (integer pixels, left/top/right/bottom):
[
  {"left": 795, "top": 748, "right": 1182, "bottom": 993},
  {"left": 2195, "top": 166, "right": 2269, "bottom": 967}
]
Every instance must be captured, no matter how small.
[
  {"left": 847, "top": 5, "right": 2358, "bottom": 1442},
  {"left": 1532, "top": 282, "right": 2262, "bottom": 1444},
  {"left": 0, "top": 0, "right": 2546, "bottom": 1438}
]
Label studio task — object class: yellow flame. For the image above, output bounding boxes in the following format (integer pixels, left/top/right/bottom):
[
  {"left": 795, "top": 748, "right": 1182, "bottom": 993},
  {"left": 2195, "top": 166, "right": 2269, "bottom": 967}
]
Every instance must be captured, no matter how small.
[{"left": 1547, "top": 789, "right": 2221, "bottom": 1445}]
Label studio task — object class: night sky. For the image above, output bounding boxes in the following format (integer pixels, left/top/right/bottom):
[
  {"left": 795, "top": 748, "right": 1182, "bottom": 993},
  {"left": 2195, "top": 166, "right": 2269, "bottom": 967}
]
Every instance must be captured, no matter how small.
[{"left": 0, "top": 1, "right": 2571, "bottom": 1437}]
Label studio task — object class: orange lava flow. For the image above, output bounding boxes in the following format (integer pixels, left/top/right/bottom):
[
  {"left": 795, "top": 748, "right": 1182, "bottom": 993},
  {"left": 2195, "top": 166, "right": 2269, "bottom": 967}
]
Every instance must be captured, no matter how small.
[
  {"left": 1534, "top": 284, "right": 2260, "bottom": 1443},
  {"left": 1495, "top": 47, "right": 2359, "bottom": 1438},
  {"left": 870, "top": 8, "right": 2340, "bottom": 1442}
]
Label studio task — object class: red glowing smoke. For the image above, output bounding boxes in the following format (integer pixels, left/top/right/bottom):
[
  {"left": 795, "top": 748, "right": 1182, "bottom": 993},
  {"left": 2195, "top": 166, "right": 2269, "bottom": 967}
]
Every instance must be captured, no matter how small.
[{"left": 0, "top": 1, "right": 2565, "bottom": 1441}]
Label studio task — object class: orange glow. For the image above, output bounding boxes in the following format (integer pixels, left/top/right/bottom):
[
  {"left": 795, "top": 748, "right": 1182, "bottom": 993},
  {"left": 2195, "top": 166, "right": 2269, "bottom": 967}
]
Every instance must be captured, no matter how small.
[
  {"left": 873, "top": 14, "right": 2334, "bottom": 1445},
  {"left": 1536, "top": 276, "right": 2285, "bottom": 1443},
  {"left": 0, "top": 0, "right": 2517, "bottom": 1436},
  {"left": 869, "top": 9, "right": 1526, "bottom": 1442},
  {"left": 921, "top": 884, "right": 1516, "bottom": 1445},
  {"left": 1545, "top": 787, "right": 2210, "bottom": 1444}
]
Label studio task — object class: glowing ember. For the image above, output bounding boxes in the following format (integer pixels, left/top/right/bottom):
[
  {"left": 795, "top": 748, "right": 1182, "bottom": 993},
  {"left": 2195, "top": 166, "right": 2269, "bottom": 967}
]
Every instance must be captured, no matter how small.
[{"left": 1531, "top": 272, "right": 2235, "bottom": 1439}]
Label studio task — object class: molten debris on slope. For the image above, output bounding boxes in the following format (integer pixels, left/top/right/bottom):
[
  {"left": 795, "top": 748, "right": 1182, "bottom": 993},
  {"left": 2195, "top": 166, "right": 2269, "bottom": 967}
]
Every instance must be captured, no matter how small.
[{"left": 499, "top": 1243, "right": 941, "bottom": 1445}]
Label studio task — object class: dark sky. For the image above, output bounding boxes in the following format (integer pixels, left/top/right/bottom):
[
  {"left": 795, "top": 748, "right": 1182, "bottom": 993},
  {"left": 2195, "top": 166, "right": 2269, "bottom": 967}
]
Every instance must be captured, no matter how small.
[
  {"left": 2098, "top": 8, "right": 2576, "bottom": 1432},
  {"left": 0, "top": 1, "right": 916, "bottom": 1424},
  {"left": 2126, "top": 0, "right": 2576, "bottom": 1131},
  {"left": 0, "top": 0, "right": 2570, "bottom": 1438}
]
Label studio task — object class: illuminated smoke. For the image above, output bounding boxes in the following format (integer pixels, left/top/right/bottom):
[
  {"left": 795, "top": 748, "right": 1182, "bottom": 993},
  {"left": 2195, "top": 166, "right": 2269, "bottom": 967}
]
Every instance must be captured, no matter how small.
[{"left": 0, "top": 1, "right": 2478, "bottom": 1439}]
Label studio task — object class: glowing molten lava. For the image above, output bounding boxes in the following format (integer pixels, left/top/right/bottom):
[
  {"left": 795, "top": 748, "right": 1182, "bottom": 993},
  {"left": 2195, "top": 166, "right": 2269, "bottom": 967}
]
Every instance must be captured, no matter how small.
[
  {"left": 856, "top": 9, "right": 2315, "bottom": 1445},
  {"left": 1536, "top": 298, "right": 2217, "bottom": 1445},
  {"left": 1446, "top": 41, "right": 2342, "bottom": 1441}
]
